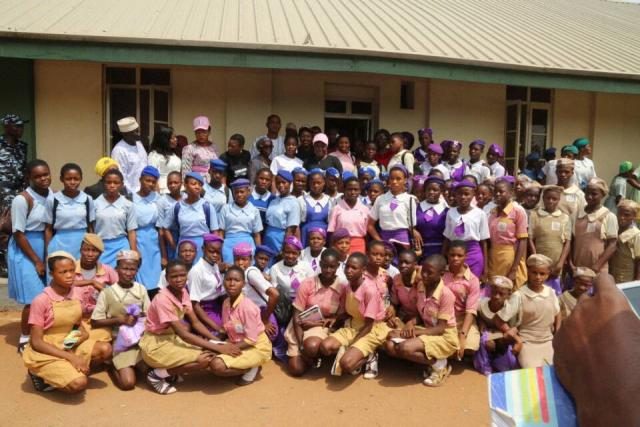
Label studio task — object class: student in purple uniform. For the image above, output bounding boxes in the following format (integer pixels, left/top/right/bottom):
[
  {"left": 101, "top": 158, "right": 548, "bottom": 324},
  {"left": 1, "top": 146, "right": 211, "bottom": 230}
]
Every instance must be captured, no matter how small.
[
  {"left": 416, "top": 176, "right": 449, "bottom": 258},
  {"left": 299, "top": 168, "right": 331, "bottom": 246},
  {"left": 413, "top": 128, "right": 434, "bottom": 164},
  {"left": 442, "top": 140, "right": 466, "bottom": 182}
]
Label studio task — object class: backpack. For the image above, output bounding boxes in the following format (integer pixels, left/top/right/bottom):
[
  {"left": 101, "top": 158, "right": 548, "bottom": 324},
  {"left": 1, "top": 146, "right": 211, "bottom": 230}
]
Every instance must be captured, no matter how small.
[
  {"left": 0, "top": 191, "right": 34, "bottom": 235},
  {"left": 51, "top": 196, "right": 91, "bottom": 233},
  {"left": 172, "top": 201, "right": 211, "bottom": 233}
]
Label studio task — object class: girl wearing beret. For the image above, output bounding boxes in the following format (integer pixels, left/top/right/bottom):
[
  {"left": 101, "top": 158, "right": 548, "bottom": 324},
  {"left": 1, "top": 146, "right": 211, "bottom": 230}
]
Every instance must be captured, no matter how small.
[
  {"left": 263, "top": 170, "right": 300, "bottom": 255},
  {"left": 299, "top": 169, "right": 331, "bottom": 247}
]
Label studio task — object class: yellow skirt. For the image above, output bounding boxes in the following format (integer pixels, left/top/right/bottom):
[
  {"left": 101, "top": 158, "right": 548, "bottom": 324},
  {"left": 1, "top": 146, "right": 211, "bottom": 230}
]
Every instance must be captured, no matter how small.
[
  {"left": 81, "top": 319, "right": 112, "bottom": 343},
  {"left": 217, "top": 333, "right": 272, "bottom": 370},
  {"left": 456, "top": 314, "right": 480, "bottom": 351},
  {"left": 284, "top": 321, "right": 330, "bottom": 357},
  {"left": 23, "top": 337, "right": 96, "bottom": 388},
  {"left": 331, "top": 322, "right": 392, "bottom": 357},
  {"left": 418, "top": 327, "right": 459, "bottom": 360},
  {"left": 488, "top": 244, "right": 527, "bottom": 289},
  {"left": 518, "top": 340, "right": 554, "bottom": 369},
  {"left": 139, "top": 332, "right": 203, "bottom": 369}
]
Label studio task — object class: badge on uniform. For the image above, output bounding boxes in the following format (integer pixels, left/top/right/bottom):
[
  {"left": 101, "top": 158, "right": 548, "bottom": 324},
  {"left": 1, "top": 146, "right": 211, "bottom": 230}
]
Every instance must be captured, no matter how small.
[
  {"left": 497, "top": 221, "right": 508, "bottom": 232},
  {"left": 314, "top": 204, "right": 322, "bottom": 213},
  {"left": 234, "top": 323, "right": 245, "bottom": 334},
  {"left": 587, "top": 222, "right": 597, "bottom": 233},
  {"left": 551, "top": 221, "right": 561, "bottom": 231},
  {"left": 565, "top": 194, "right": 576, "bottom": 203},
  {"left": 424, "top": 208, "right": 434, "bottom": 222}
]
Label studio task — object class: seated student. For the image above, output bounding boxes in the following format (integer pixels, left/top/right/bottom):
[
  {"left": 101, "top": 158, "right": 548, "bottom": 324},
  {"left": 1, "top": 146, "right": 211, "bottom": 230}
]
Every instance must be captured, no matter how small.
[
  {"left": 254, "top": 244, "right": 277, "bottom": 281},
  {"left": 610, "top": 200, "right": 640, "bottom": 283},
  {"left": 139, "top": 260, "right": 231, "bottom": 395},
  {"left": 188, "top": 234, "right": 226, "bottom": 336},
  {"left": 320, "top": 252, "right": 390, "bottom": 378},
  {"left": 285, "top": 249, "right": 347, "bottom": 376},
  {"left": 385, "top": 255, "right": 458, "bottom": 387},
  {"left": 301, "top": 227, "right": 327, "bottom": 275},
  {"left": 442, "top": 241, "right": 480, "bottom": 358},
  {"left": 474, "top": 276, "right": 521, "bottom": 376},
  {"left": 511, "top": 254, "right": 561, "bottom": 368},
  {"left": 22, "top": 251, "right": 112, "bottom": 393},
  {"left": 209, "top": 266, "right": 273, "bottom": 386},
  {"left": 384, "top": 249, "right": 422, "bottom": 342},
  {"left": 269, "top": 236, "right": 315, "bottom": 360},
  {"left": 158, "top": 239, "right": 198, "bottom": 289},
  {"left": 382, "top": 242, "right": 400, "bottom": 278},
  {"left": 91, "top": 250, "right": 151, "bottom": 390},
  {"left": 558, "top": 267, "right": 595, "bottom": 320}
]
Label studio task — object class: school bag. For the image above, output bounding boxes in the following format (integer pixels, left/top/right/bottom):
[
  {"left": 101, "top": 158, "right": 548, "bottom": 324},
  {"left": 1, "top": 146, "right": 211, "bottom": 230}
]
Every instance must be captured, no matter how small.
[
  {"left": 172, "top": 201, "right": 211, "bottom": 233},
  {"left": 0, "top": 191, "right": 34, "bottom": 237},
  {"left": 246, "top": 266, "right": 292, "bottom": 326},
  {"left": 51, "top": 196, "right": 91, "bottom": 233}
]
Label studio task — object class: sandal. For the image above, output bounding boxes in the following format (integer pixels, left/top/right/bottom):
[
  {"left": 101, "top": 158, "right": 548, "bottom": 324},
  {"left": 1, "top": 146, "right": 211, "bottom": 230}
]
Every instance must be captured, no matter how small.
[
  {"left": 331, "top": 346, "right": 346, "bottom": 376},
  {"left": 423, "top": 365, "right": 452, "bottom": 387},
  {"left": 29, "top": 372, "right": 54, "bottom": 392},
  {"left": 146, "top": 370, "right": 177, "bottom": 395},
  {"left": 363, "top": 352, "right": 379, "bottom": 379},
  {"left": 17, "top": 341, "right": 28, "bottom": 355}
]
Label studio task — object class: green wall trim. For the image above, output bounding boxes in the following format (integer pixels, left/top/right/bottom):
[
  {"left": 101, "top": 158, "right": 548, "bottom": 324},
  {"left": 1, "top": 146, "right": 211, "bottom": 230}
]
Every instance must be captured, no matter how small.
[{"left": 1, "top": 37, "right": 640, "bottom": 94}]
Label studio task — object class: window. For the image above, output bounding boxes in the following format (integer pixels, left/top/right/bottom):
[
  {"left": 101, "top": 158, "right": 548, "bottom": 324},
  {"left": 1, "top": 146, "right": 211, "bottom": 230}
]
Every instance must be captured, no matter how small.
[
  {"left": 505, "top": 86, "right": 552, "bottom": 173},
  {"left": 105, "top": 66, "right": 171, "bottom": 150},
  {"left": 400, "top": 81, "right": 415, "bottom": 110}
]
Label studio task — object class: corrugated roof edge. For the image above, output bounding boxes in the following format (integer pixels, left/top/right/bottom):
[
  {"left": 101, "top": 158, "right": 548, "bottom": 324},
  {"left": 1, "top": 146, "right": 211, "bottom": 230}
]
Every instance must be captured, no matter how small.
[{"left": 1, "top": 35, "right": 640, "bottom": 94}]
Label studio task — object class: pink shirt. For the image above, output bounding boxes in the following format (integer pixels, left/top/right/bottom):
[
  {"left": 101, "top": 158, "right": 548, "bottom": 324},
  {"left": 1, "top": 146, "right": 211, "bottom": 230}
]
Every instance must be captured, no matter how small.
[
  {"left": 488, "top": 202, "right": 529, "bottom": 246},
  {"left": 416, "top": 280, "right": 457, "bottom": 328},
  {"left": 364, "top": 269, "right": 390, "bottom": 302},
  {"left": 442, "top": 267, "right": 481, "bottom": 316},
  {"left": 29, "top": 287, "right": 82, "bottom": 330},
  {"left": 328, "top": 198, "right": 370, "bottom": 238},
  {"left": 348, "top": 279, "right": 386, "bottom": 322},
  {"left": 222, "top": 294, "right": 265, "bottom": 344},
  {"left": 293, "top": 276, "right": 346, "bottom": 318},
  {"left": 329, "top": 151, "right": 357, "bottom": 174},
  {"left": 73, "top": 261, "right": 118, "bottom": 316},
  {"left": 145, "top": 287, "right": 193, "bottom": 334},
  {"left": 391, "top": 273, "right": 420, "bottom": 317}
]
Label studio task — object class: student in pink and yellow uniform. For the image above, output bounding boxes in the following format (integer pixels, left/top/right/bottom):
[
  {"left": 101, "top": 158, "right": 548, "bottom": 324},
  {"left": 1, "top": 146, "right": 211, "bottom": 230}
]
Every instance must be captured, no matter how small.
[
  {"left": 328, "top": 175, "right": 369, "bottom": 254},
  {"left": 386, "top": 255, "right": 458, "bottom": 387}
]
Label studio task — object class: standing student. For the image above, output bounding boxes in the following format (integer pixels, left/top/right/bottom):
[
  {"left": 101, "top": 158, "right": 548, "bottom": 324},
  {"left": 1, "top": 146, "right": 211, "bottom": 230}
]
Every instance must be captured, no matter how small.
[
  {"left": 249, "top": 137, "right": 273, "bottom": 184},
  {"left": 296, "top": 127, "right": 315, "bottom": 164},
  {"left": 387, "top": 132, "right": 416, "bottom": 175},
  {"left": 45, "top": 163, "right": 94, "bottom": 263},
  {"left": 605, "top": 161, "right": 633, "bottom": 214},
  {"left": 299, "top": 169, "right": 331, "bottom": 246},
  {"left": 443, "top": 241, "right": 481, "bottom": 358},
  {"left": 132, "top": 166, "right": 163, "bottom": 294},
  {"left": 9, "top": 159, "right": 54, "bottom": 353},
  {"left": 466, "top": 140, "right": 491, "bottom": 184},
  {"left": 368, "top": 164, "right": 421, "bottom": 254},
  {"left": 416, "top": 176, "right": 448, "bottom": 258},
  {"left": 413, "top": 128, "right": 433, "bottom": 164},
  {"left": 419, "top": 144, "right": 450, "bottom": 180},
  {"left": 358, "top": 141, "right": 381, "bottom": 178},
  {"left": 521, "top": 182, "right": 542, "bottom": 215},
  {"left": 94, "top": 169, "right": 137, "bottom": 268},
  {"left": 511, "top": 254, "right": 561, "bottom": 368},
  {"left": 263, "top": 170, "right": 301, "bottom": 255},
  {"left": 357, "top": 167, "right": 376, "bottom": 201},
  {"left": 291, "top": 167, "right": 308, "bottom": 198},
  {"left": 270, "top": 135, "right": 303, "bottom": 176},
  {"left": 188, "top": 234, "right": 226, "bottom": 336},
  {"left": 572, "top": 138, "right": 596, "bottom": 191},
  {"left": 324, "top": 167, "right": 342, "bottom": 205},
  {"left": 209, "top": 266, "right": 273, "bottom": 385},
  {"left": 248, "top": 167, "right": 275, "bottom": 229},
  {"left": 366, "top": 179, "right": 385, "bottom": 207},
  {"left": 320, "top": 253, "right": 391, "bottom": 378},
  {"left": 111, "top": 117, "right": 148, "bottom": 194},
  {"left": 84, "top": 157, "right": 128, "bottom": 200},
  {"left": 139, "top": 260, "right": 231, "bottom": 395},
  {"left": 203, "top": 159, "right": 231, "bottom": 215},
  {"left": 157, "top": 171, "right": 182, "bottom": 261},
  {"left": 487, "top": 178, "right": 529, "bottom": 288},
  {"left": 157, "top": 239, "right": 198, "bottom": 288},
  {"left": 558, "top": 267, "right": 595, "bottom": 320},
  {"left": 528, "top": 185, "right": 571, "bottom": 294},
  {"left": 285, "top": 249, "right": 346, "bottom": 377},
  {"left": 250, "top": 114, "right": 285, "bottom": 159},
  {"left": 329, "top": 135, "right": 357, "bottom": 174},
  {"left": 169, "top": 172, "right": 219, "bottom": 261},
  {"left": 219, "top": 178, "right": 263, "bottom": 264},
  {"left": 219, "top": 133, "right": 251, "bottom": 184},
  {"left": 572, "top": 177, "right": 618, "bottom": 274},
  {"left": 443, "top": 180, "right": 490, "bottom": 280},
  {"left": 91, "top": 250, "right": 151, "bottom": 390},
  {"left": 386, "top": 255, "right": 459, "bottom": 387},
  {"left": 23, "top": 251, "right": 112, "bottom": 393},
  {"left": 147, "top": 126, "right": 181, "bottom": 194},
  {"left": 328, "top": 176, "right": 369, "bottom": 254},
  {"left": 301, "top": 227, "right": 327, "bottom": 274},
  {"left": 610, "top": 200, "right": 640, "bottom": 283},
  {"left": 486, "top": 144, "right": 506, "bottom": 178},
  {"left": 181, "top": 116, "right": 218, "bottom": 181},
  {"left": 476, "top": 183, "right": 496, "bottom": 217},
  {"left": 555, "top": 158, "right": 586, "bottom": 225},
  {"left": 442, "top": 140, "right": 466, "bottom": 182},
  {"left": 303, "top": 133, "right": 343, "bottom": 173}
]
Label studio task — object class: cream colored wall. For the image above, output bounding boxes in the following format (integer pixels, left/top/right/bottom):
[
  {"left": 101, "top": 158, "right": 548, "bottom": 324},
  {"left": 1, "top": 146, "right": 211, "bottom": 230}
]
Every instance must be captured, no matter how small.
[
  {"left": 552, "top": 89, "right": 592, "bottom": 148},
  {"left": 429, "top": 79, "right": 505, "bottom": 146},
  {"left": 34, "top": 60, "right": 102, "bottom": 190},
  {"left": 592, "top": 92, "right": 640, "bottom": 181}
]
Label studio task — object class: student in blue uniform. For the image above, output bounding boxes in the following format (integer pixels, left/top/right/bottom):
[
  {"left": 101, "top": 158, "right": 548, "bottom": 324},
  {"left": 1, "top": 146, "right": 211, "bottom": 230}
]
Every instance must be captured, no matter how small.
[
  {"left": 157, "top": 171, "right": 183, "bottom": 262},
  {"left": 264, "top": 170, "right": 301, "bottom": 255},
  {"left": 133, "top": 166, "right": 163, "bottom": 297},
  {"left": 94, "top": 169, "right": 137, "bottom": 268},
  {"left": 8, "top": 159, "right": 54, "bottom": 353},
  {"left": 219, "top": 178, "right": 263, "bottom": 264},
  {"left": 44, "top": 163, "right": 94, "bottom": 264},
  {"left": 248, "top": 167, "right": 274, "bottom": 232},
  {"left": 170, "top": 172, "right": 220, "bottom": 261},
  {"left": 204, "top": 159, "right": 231, "bottom": 214},
  {"left": 299, "top": 168, "right": 331, "bottom": 246}
]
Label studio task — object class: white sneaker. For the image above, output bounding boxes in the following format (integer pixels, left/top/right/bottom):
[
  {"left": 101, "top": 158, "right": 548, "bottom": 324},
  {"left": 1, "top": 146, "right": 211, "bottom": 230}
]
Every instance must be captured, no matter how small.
[
  {"left": 423, "top": 365, "right": 452, "bottom": 387},
  {"left": 363, "top": 352, "right": 379, "bottom": 379},
  {"left": 331, "top": 346, "right": 346, "bottom": 376},
  {"left": 237, "top": 366, "right": 261, "bottom": 386}
]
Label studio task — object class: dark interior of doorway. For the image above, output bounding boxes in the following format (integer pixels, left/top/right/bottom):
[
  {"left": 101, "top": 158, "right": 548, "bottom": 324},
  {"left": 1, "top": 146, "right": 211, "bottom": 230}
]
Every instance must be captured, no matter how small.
[{"left": 324, "top": 118, "right": 371, "bottom": 145}]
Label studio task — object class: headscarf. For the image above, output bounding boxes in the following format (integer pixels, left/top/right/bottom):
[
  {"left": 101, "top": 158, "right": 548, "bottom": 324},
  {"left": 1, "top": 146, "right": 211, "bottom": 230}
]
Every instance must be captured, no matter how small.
[
  {"left": 620, "top": 161, "right": 633, "bottom": 174},
  {"left": 491, "top": 276, "right": 513, "bottom": 290},
  {"left": 82, "top": 233, "right": 104, "bottom": 252},
  {"left": 233, "top": 242, "right": 253, "bottom": 257},
  {"left": 94, "top": 157, "right": 119, "bottom": 177},
  {"left": 526, "top": 254, "right": 553, "bottom": 268},
  {"left": 284, "top": 235, "right": 303, "bottom": 251},
  {"left": 618, "top": 199, "right": 639, "bottom": 214},
  {"left": 47, "top": 250, "right": 76, "bottom": 264},
  {"left": 587, "top": 177, "right": 609, "bottom": 196}
]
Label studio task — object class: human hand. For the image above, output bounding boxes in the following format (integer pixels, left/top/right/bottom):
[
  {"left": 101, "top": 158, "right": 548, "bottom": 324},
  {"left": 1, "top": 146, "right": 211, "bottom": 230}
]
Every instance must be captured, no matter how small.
[
  {"left": 218, "top": 343, "right": 242, "bottom": 357},
  {"left": 92, "top": 280, "right": 105, "bottom": 291},
  {"left": 35, "top": 260, "right": 46, "bottom": 277},
  {"left": 264, "top": 321, "right": 277, "bottom": 338},
  {"left": 68, "top": 353, "right": 89, "bottom": 374},
  {"left": 457, "top": 335, "right": 466, "bottom": 360}
]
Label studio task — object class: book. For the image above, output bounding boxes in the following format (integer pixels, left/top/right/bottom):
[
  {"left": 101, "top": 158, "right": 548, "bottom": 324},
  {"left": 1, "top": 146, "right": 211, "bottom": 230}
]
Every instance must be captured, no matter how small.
[{"left": 298, "top": 305, "right": 323, "bottom": 323}]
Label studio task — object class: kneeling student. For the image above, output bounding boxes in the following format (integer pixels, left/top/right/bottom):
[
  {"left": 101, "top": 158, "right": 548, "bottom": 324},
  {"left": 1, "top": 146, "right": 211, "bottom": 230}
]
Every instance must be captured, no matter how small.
[
  {"left": 23, "top": 251, "right": 112, "bottom": 393},
  {"left": 385, "top": 255, "right": 459, "bottom": 387}
]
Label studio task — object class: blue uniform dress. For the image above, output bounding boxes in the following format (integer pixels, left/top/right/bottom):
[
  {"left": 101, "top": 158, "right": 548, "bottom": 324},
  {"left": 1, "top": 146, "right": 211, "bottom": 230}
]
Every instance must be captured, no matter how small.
[
  {"left": 157, "top": 193, "right": 182, "bottom": 260},
  {"left": 46, "top": 191, "right": 94, "bottom": 259},
  {"left": 203, "top": 183, "right": 230, "bottom": 215},
  {"left": 94, "top": 195, "right": 137, "bottom": 268},
  {"left": 264, "top": 195, "right": 301, "bottom": 254},
  {"left": 219, "top": 202, "right": 263, "bottom": 264},
  {"left": 299, "top": 193, "right": 331, "bottom": 246},
  {"left": 172, "top": 198, "right": 219, "bottom": 261},
  {"left": 248, "top": 188, "right": 274, "bottom": 231},
  {"left": 8, "top": 187, "right": 53, "bottom": 304},
  {"left": 133, "top": 192, "right": 161, "bottom": 290}
]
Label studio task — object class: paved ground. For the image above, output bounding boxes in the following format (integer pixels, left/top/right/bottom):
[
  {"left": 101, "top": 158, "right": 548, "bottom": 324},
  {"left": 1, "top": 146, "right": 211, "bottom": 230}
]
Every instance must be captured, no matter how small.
[{"left": 0, "top": 307, "right": 490, "bottom": 427}]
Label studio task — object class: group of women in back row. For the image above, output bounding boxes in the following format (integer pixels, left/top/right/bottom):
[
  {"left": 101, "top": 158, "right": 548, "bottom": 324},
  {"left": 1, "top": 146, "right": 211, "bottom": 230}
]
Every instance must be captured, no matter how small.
[{"left": 8, "top": 129, "right": 640, "bottom": 395}]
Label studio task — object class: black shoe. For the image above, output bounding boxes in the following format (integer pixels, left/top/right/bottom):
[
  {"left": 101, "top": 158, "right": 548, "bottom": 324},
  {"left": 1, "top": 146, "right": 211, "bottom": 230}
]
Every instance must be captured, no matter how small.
[{"left": 29, "top": 372, "right": 54, "bottom": 392}]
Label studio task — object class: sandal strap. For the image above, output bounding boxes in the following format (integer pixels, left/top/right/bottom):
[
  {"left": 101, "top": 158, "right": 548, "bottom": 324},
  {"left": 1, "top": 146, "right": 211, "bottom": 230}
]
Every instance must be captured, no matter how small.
[{"left": 147, "top": 372, "right": 176, "bottom": 395}]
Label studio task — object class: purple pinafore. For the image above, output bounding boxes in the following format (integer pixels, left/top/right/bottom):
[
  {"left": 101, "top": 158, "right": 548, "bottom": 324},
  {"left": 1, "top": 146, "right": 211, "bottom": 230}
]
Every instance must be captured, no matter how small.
[
  {"left": 416, "top": 202, "right": 448, "bottom": 258},
  {"left": 300, "top": 196, "right": 330, "bottom": 246}
]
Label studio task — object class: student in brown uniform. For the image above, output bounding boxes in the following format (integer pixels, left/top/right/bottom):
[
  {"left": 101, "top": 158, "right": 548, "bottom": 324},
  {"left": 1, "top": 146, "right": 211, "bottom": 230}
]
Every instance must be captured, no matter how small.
[
  {"left": 610, "top": 200, "right": 640, "bottom": 283},
  {"left": 555, "top": 159, "right": 585, "bottom": 226},
  {"left": 558, "top": 267, "right": 595, "bottom": 320}
]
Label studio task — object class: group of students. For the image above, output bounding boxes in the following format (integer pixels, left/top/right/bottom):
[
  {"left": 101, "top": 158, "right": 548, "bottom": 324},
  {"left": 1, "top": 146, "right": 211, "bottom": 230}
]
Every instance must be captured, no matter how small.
[{"left": 8, "top": 124, "right": 640, "bottom": 395}]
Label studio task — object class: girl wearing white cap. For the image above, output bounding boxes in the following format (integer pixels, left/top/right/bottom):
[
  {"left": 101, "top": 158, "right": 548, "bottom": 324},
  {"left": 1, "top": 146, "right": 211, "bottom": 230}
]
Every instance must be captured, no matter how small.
[{"left": 181, "top": 116, "right": 218, "bottom": 182}]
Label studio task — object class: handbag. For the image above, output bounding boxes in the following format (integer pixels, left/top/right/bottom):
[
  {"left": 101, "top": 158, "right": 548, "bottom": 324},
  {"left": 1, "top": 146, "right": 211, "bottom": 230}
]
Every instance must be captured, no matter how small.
[{"left": 113, "top": 304, "right": 145, "bottom": 354}]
